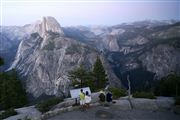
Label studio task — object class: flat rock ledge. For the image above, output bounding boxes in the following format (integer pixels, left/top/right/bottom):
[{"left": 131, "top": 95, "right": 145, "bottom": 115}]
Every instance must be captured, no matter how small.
[
  {"left": 41, "top": 103, "right": 100, "bottom": 120},
  {"left": 41, "top": 96, "right": 175, "bottom": 120},
  {"left": 4, "top": 95, "right": 177, "bottom": 120}
]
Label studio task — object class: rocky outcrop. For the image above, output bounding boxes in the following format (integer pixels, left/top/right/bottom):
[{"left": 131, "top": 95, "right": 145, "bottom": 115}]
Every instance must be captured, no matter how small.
[
  {"left": 10, "top": 33, "right": 97, "bottom": 97},
  {"left": 102, "top": 35, "right": 120, "bottom": 52},
  {"left": 140, "top": 44, "right": 180, "bottom": 78},
  {"left": 4, "top": 106, "right": 41, "bottom": 120},
  {"left": 33, "top": 16, "right": 64, "bottom": 38}
]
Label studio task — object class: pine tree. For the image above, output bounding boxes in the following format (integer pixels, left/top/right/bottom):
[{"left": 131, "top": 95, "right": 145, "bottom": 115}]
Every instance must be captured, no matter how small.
[
  {"left": 68, "top": 65, "right": 95, "bottom": 91},
  {"left": 68, "top": 58, "right": 108, "bottom": 91},
  {"left": 93, "top": 57, "right": 107, "bottom": 90},
  {"left": 69, "top": 65, "right": 88, "bottom": 88}
]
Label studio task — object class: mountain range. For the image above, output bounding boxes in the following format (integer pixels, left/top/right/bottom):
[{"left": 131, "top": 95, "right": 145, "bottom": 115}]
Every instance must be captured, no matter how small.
[{"left": 0, "top": 16, "right": 179, "bottom": 99}]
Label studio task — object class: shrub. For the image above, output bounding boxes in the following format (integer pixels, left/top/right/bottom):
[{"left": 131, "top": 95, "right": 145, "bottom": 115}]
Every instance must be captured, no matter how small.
[
  {"left": 108, "top": 87, "right": 127, "bottom": 99},
  {"left": 36, "top": 97, "right": 63, "bottom": 113},
  {"left": 175, "top": 97, "right": 180, "bottom": 105},
  {"left": 155, "top": 74, "right": 180, "bottom": 97},
  {"left": 0, "top": 108, "right": 17, "bottom": 119},
  {"left": 133, "top": 91, "right": 156, "bottom": 99}
]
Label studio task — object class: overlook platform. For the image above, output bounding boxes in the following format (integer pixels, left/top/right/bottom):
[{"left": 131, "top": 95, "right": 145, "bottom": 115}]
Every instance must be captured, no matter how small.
[{"left": 48, "top": 104, "right": 180, "bottom": 120}]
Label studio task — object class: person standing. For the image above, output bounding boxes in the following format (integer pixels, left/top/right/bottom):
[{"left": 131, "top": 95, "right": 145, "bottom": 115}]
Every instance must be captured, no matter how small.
[
  {"left": 85, "top": 91, "right": 91, "bottom": 109},
  {"left": 79, "top": 89, "right": 85, "bottom": 109}
]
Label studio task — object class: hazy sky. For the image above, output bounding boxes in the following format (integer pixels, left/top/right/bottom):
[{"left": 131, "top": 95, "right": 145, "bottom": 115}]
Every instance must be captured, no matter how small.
[{"left": 0, "top": 0, "right": 180, "bottom": 26}]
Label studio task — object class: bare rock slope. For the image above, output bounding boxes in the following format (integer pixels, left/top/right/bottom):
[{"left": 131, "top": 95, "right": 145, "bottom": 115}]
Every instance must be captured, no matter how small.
[{"left": 9, "top": 17, "right": 121, "bottom": 97}]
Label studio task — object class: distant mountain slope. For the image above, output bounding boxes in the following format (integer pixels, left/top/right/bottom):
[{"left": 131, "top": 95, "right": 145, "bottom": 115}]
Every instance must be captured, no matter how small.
[
  {"left": 0, "top": 26, "right": 25, "bottom": 71},
  {"left": 1, "top": 18, "right": 179, "bottom": 96},
  {"left": 7, "top": 17, "right": 121, "bottom": 98},
  {"left": 64, "top": 21, "right": 180, "bottom": 90}
]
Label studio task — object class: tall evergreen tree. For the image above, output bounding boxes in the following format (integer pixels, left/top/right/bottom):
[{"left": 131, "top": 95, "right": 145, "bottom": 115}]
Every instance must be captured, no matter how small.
[
  {"left": 69, "top": 65, "right": 88, "bottom": 88},
  {"left": 93, "top": 57, "right": 108, "bottom": 89},
  {"left": 68, "top": 65, "right": 95, "bottom": 91},
  {"left": 68, "top": 58, "right": 108, "bottom": 91}
]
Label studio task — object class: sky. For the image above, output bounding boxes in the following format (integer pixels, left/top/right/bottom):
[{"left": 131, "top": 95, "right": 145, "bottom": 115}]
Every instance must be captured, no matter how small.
[{"left": 0, "top": 0, "right": 180, "bottom": 26}]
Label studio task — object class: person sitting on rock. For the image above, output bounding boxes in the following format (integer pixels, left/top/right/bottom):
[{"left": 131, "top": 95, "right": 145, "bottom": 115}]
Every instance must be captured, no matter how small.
[
  {"left": 106, "top": 90, "right": 113, "bottom": 105},
  {"left": 99, "top": 90, "right": 105, "bottom": 106}
]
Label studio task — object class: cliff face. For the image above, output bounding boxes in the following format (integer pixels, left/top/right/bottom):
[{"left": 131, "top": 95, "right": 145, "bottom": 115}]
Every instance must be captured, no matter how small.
[
  {"left": 111, "top": 23, "right": 180, "bottom": 79},
  {"left": 8, "top": 17, "right": 121, "bottom": 98},
  {"left": 32, "top": 16, "right": 64, "bottom": 38},
  {"left": 65, "top": 21, "right": 180, "bottom": 80},
  {"left": 140, "top": 44, "right": 180, "bottom": 79}
]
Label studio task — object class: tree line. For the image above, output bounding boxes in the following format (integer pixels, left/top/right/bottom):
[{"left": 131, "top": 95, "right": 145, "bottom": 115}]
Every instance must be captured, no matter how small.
[
  {"left": 154, "top": 74, "right": 180, "bottom": 97},
  {"left": 68, "top": 57, "right": 108, "bottom": 92},
  {"left": 0, "top": 57, "right": 27, "bottom": 110}
]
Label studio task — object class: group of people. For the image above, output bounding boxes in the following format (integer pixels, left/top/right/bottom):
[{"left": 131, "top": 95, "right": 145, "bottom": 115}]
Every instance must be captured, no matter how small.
[
  {"left": 79, "top": 89, "right": 113, "bottom": 110},
  {"left": 79, "top": 89, "right": 92, "bottom": 110},
  {"left": 99, "top": 90, "right": 113, "bottom": 106}
]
